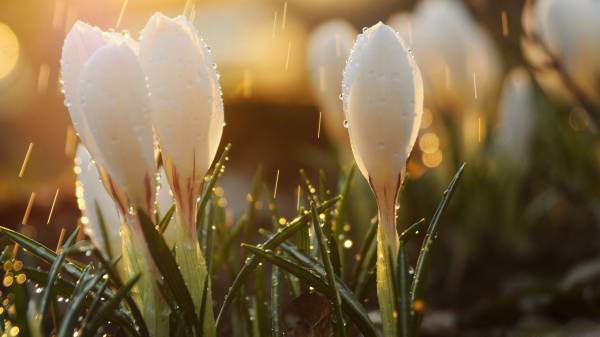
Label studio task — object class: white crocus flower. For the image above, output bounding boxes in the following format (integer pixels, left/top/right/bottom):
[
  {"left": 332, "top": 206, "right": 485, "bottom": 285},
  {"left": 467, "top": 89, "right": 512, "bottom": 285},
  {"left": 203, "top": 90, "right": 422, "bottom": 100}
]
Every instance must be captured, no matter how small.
[
  {"left": 342, "top": 22, "right": 423, "bottom": 337},
  {"left": 62, "top": 23, "right": 167, "bottom": 337},
  {"left": 307, "top": 19, "right": 356, "bottom": 163},
  {"left": 139, "top": 13, "right": 222, "bottom": 335},
  {"left": 495, "top": 68, "right": 536, "bottom": 170},
  {"left": 527, "top": 0, "right": 600, "bottom": 105},
  {"left": 75, "top": 144, "right": 121, "bottom": 260}
]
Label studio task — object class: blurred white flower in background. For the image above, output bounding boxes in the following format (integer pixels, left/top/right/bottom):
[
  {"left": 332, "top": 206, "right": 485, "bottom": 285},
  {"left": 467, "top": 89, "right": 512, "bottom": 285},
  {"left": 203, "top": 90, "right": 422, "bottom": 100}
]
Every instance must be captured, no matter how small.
[
  {"left": 495, "top": 68, "right": 536, "bottom": 170},
  {"left": 389, "top": 0, "right": 501, "bottom": 114},
  {"left": 522, "top": 0, "right": 600, "bottom": 105},
  {"left": 307, "top": 19, "right": 356, "bottom": 162}
]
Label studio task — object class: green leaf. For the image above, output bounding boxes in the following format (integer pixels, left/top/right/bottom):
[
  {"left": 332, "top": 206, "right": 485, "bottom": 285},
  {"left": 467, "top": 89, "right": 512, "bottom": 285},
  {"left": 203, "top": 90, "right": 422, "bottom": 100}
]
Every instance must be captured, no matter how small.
[
  {"left": 350, "top": 216, "right": 377, "bottom": 291},
  {"left": 158, "top": 204, "right": 176, "bottom": 234},
  {"left": 410, "top": 163, "right": 466, "bottom": 333},
  {"left": 39, "top": 251, "right": 67, "bottom": 322},
  {"left": 396, "top": 246, "right": 410, "bottom": 337},
  {"left": 196, "top": 143, "right": 232, "bottom": 226},
  {"left": 311, "top": 201, "right": 347, "bottom": 337},
  {"left": 242, "top": 244, "right": 377, "bottom": 337},
  {"left": 57, "top": 272, "right": 104, "bottom": 337},
  {"left": 399, "top": 218, "right": 426, "bottom": 244},
  {"left": 92, "top": 249, "right": 148, "bottom": 337},
  {"left": 82, "top": 274, "right": 141, "bottom": 337},
  {"left": 215, "top": 196, "right": 340, "bottom": 331},
  {"left": 0, "top": 226, "right": 83, "bottom": 276},
  {"left": 137, "top": 209, "right": 200, "bottom": 330}
]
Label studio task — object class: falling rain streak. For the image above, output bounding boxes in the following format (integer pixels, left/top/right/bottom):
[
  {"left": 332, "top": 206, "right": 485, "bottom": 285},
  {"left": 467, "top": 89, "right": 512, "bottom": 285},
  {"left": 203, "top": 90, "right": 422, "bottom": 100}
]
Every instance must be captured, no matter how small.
[
  {"left": 473, "top": 72, "right": 478, "bottom": 100},
  {"left": 273, "top": 169, "right": 280, "bottom": 199},
  {"left": 47, "top": 188, "right": 60, "bottom": 224},
  {"left": 56, "top": 228, "right": 66, "bottom": 253},
  {"left": 18, "top": 142, "right": 33, "bottom": 178},
  {"left": 52, "top": 0, "right": 66, "bottom": 30},
  {"left": 116, "top": 0, "right": 129, "bottom": 29},
  {"left": 281, "top": 2, "right": 288, "bottom": 31},
  {"left": 317, "top": 111, "right": 322, "bottom": 139},
  {"left": 272, "top": 11, "right": 278, "bottom": 38},
  {"left": 22, "top": 192, "right": 35, "bottom": 225}
]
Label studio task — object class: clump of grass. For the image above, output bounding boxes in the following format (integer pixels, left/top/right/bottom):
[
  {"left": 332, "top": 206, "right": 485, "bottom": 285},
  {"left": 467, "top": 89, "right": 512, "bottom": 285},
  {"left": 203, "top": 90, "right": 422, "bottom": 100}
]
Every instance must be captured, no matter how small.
[{"left": 0, "top": 143, "right": 465, "bottom": 337}]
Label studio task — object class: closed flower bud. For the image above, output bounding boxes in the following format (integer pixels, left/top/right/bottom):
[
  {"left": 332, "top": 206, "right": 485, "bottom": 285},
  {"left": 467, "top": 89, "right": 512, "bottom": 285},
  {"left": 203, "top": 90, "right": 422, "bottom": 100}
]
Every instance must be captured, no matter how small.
[
  {"left": 342, "top": 22, "right": 423, "bottom": 337},
  {"left": 495, "top": 68, "right": 536, "bottom": 170},
  {"left": 307, "top": 19, "right": 356, "bottom": 162},
  {"left": 75, "top": 144, "right": 121, "bottom": 260},
  {"left": 139, "top": 14, "right": 220, "bottom": 335},
  {"left": 76, "top": 41, "right": 156, "bottom": 214},
  {"left": 139, "top": 13, "right": 224, "bottom": 229}
]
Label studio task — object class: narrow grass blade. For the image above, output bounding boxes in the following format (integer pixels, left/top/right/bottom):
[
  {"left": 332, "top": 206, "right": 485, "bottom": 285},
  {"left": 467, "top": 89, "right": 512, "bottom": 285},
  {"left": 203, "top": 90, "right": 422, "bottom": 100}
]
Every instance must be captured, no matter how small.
[
  {"left": 196, "top": 143, "right": 232, "bottom": 225},
  {"left": 399, "top": 218, "right": 426, "bottom": 244},
  {"left": 57, "top": 272, "right": 104, "bottom": 337},
  {"left": 39, "top": 251, "right": 67, "bottom": 321},
  {"left": 410, "top": 163, "right": 466, "bottom": 332},
  {"left": 242, "top": 244, "right": 377, "bottom": 337},
  {"left": 396, "top": 246, "right": 410, "bottom": 337},
  {"left": 92, "top": 249, "right": 148, "bottom": 337},
  {"left": 0, "top": 226, "right": 83, "bottom": 275},
  {"left": 158, "top": 204, "right": 176, "bottom": 234},
  {"left": 137, "top": 209, "right": 199, "bottom": 330},
  {"left": 311, "top": 202, "right": 347, "bottom": 337},
  {"left": 350, "top": 217, "right": 377, "bottom": 290},
  {"left": 215, "top": 196, "right": 340, "bottom": 330},
  {"left": 82, "top": 274, "right": 141, "bottom": 337}
]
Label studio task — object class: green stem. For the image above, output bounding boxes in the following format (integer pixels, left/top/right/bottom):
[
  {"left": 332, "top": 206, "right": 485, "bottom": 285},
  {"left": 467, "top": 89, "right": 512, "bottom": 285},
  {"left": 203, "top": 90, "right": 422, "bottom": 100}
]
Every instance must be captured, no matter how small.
[
  {"left": 376, "top": 202, "right": 399, "bottom": 337},
  {"left": 121, "top": 217, "right": 170, "bottom": 337},
  {"left": 175, "top": 207, "right": 216, "bottom": 337}
]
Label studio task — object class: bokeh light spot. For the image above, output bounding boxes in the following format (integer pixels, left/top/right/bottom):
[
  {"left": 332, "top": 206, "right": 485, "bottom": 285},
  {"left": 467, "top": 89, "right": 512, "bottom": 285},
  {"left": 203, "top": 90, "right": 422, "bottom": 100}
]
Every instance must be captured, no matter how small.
[{"left": 0, "top": 22, "right": 19, "bottom": 80}]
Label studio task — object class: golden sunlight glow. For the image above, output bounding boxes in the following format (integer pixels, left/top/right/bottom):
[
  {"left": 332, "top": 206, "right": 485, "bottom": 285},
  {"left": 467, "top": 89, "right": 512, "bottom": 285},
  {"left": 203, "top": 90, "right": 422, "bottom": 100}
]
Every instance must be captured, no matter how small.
[{"left": 0, "top": 22, "right": 19, "bottom": 80}]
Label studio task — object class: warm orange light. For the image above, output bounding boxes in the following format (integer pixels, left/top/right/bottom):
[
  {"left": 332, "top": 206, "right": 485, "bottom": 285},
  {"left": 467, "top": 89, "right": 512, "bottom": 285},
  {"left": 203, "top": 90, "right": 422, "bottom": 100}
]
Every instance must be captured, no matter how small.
[{"left": 0, "top": 22, "right": 19, "bottom": 80}]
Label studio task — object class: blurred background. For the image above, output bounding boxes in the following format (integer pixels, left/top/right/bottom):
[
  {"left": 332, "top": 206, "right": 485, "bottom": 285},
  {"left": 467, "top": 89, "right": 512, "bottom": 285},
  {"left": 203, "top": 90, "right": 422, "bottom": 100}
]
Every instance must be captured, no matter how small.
[{"left": 1, "top": 0, "right": 600, "bottom": 335}]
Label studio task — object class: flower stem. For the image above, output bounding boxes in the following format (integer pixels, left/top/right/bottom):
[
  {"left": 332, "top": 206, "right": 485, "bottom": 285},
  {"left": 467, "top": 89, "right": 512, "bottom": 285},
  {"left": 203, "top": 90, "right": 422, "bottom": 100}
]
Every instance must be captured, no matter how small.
[
  {"left": 376, "top": 201, "right": 399, "bottom": 337},
  {"left": 121, "top": 217, "right": 170, "bottom": 337},
  {"left": 175, "top": 207, "right": 216, "bottom": 337}
]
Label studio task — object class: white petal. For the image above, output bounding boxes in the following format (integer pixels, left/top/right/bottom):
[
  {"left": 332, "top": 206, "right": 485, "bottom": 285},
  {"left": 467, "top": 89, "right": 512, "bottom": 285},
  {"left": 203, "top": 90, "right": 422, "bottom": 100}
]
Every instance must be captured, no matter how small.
[
  {"left": 77, "top": 42, "right": 156, "bottom": 211},
  {"left": 61, "top": 21, "right": 108, "bottom": 158},
  {"left": 307, "top": 19, "right": 355, "bottom": 156},
  {"left": 75, "top": 145, "right": 121, "bottom": 259},
  {"left": 342, "top": 22, "right": 423, "bottom": 188},
  {"left": 139, "top": 13, "right": 224, "bottom": 204}
]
